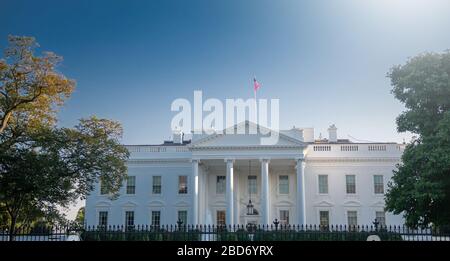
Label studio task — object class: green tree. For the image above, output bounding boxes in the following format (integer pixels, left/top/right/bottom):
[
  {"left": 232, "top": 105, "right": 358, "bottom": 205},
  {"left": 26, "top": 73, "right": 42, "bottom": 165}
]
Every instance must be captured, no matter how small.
[
  {"left": 0, "top": 36, "right": 129, "bottom": 240},
  {"left": 385, "top": 51, "right": 450, "bottom": 228},
  {"left": 0, "top": 117, "right": 129, "bottom": 240},
  {"left": 75, "top": 207, "right": 85, "bottom": 227}
]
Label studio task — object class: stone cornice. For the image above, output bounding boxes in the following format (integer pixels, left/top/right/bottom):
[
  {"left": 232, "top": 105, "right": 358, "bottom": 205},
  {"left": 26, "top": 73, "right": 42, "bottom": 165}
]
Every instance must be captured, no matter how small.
[
  {"left": 127, "top": 158, "right": 191, "bottom": 164},
  {"left": 305, "top": 157, "right": 401, "bottom": 163},
  {"left": 190, "top": 145, "right": 304, "bottom": 151}
]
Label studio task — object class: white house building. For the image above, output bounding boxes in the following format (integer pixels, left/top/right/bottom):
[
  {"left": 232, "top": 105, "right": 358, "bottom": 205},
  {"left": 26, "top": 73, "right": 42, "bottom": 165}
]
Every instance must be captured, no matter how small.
[{"left": 85, "top": 121, "right": 405, "bottom": 228}]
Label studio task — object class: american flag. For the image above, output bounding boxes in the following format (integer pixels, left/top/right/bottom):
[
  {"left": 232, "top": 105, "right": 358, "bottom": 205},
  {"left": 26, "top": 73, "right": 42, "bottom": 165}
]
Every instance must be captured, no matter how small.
[{"left": 253, "top": 78, "right": 261, "bottom": 92}]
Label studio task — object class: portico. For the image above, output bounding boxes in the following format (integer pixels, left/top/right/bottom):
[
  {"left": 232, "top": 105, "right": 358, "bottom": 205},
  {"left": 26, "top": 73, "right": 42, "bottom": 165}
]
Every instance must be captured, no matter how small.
[{"left": 191, "top": 157, "right": 305, "bottom": 226}]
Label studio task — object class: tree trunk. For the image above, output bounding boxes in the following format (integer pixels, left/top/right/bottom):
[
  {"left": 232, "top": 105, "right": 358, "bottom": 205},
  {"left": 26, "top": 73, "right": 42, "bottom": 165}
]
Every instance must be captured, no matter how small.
[{"left": 9, "top": 215, "right": 17, "bottom": 242}]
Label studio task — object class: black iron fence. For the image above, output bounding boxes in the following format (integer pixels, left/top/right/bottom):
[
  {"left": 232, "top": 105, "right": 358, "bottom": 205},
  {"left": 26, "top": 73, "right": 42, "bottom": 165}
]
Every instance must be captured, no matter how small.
[{"left": 1, "top": 224, "right": 450, "bottom": 241}]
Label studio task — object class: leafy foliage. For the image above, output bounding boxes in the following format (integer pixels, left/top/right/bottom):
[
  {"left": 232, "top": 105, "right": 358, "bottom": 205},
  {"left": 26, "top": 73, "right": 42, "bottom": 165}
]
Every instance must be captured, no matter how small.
[
  {"left": 0, "top": 35, "right": 74, "bottom": 134},
  {"left": 385, "top": 51, "right": 450, "bottom": 228},
  {"left": 0, "top": 36, "right": 129, "bottom": 240}
]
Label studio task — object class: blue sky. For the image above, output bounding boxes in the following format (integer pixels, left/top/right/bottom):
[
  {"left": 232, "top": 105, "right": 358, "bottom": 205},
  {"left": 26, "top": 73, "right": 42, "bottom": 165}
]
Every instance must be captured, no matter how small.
[{"left": 2, "top": 0, "right": 450, "bottom": 145}]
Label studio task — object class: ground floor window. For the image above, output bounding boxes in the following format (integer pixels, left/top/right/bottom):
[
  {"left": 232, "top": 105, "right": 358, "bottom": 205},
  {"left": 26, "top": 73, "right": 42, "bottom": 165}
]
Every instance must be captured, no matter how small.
[
  {"left": 319, "top": 211, "right": 329, "bottom": 229},
  {"left": 216, "top": 210, "right": 226, "bottom": 226},
  {"left": 347, "top": 211, "right": 358, "bottom": 230},
  {"left": 151, "top": 211, "right": 161, "bottom": 227},
  {"left": 279, "top": 210, "right": 289, "bottom": 226},
  {"left": 98, "top": 211, "right": 108, "bottom": 228},
  {"left": 125, "top": 211, "right": 135, "bottom": 230},
  {"left": 178, "top": 210, "right": 188, "bottom": 226},
  {"left": 375, "top": 211, "right": 386, "bottom": 227}
]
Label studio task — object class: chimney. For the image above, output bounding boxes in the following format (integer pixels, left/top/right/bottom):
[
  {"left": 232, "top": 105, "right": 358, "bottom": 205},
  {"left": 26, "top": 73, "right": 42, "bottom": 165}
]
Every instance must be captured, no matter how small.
[
  {"left": 302, "top": 128, "right": 314, "bottom": 142},
  {"left": 328, "top": 124, "right": 337, "bottom": 143},
  {"left": 173, "top": 129, "right": 184, "bottom": 144}
]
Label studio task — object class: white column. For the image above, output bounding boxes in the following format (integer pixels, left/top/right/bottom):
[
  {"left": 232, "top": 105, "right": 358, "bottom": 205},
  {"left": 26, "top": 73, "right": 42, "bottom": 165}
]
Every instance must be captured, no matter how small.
[
  {"left": 225, "top": 159, "right": 234, "bottom": 225},
  {"left": 296, "top": 158, "right": 306, "bottom": 225},
  {"left": 192, "top": 159, "right": 199, "bottom": 225},
  {"left": 260, "top": 158, "right": 270, "bottom": 225}
]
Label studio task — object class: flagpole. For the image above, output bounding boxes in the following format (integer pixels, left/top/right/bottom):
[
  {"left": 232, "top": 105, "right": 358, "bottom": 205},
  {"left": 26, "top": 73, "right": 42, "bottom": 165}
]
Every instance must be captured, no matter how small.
[{"left": 254, "top": 79, "right": 258, "bottom": 124}]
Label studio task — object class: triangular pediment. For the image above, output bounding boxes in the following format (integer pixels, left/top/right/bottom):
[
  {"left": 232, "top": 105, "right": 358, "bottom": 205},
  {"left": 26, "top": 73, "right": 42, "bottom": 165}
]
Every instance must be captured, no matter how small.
[
  {"left": 189, "top": 121, "right": 305, "bottom": 148},
  {"left": 314, "top": 200, "right": 335, "bottom": 207}
]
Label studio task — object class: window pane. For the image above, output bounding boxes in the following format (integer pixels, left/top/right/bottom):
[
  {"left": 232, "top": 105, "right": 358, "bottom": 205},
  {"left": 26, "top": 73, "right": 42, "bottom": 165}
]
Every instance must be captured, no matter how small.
[
  {"left": 319, "top": 175, "right": 328, "bottom": 194},
  {"left": 125, "top": 211, "right": 134, "bottom": 228},
  {"left": 279, "top": 175, "right": 289, "bottom": 194},
  {"left": 126, "top": 176, "right": 136, "bottom": 194},
  {"left": 99, "top": 211, "right": 108, "bottom": 227},
  {"left": 346, "top": 175, "right": 356, "bottom": 194},
  {"left": 178, "top": 210, "right": 188, "bottom": 225},
  {"left": 216, "top": 176, "right": 226, "bottom": 194},
  {"left": 178, "top": 176, "right": 188, "bottom": 194},
  {"left": 319, "top": 211, "right": 329, "bottom": 227},
  {"left": 347, "top": 211, "right": 357, "bottom": 227},
  {"left": 217, "top": 210, "right": 226, "bottom": 226},
  {"left": 376, "top": 211, "right": 386, "bottom": 227},
  {"left": 151, "top": 211, "right": 161, "bottom": 227},
  {"left": 374, "top": 175, "right": 384, "bottom": 194},
  {"left": 280, "top": 210, "right": 289, "bottom": 225},
  {"left": 248, "top": 176, "right": 257, "bottom": 195},
  {"left": 152, "top": 176, "right": 162, "bottom": 194},
  {"left": 100, "top": 178, "right": 108, "bottom": 195}
]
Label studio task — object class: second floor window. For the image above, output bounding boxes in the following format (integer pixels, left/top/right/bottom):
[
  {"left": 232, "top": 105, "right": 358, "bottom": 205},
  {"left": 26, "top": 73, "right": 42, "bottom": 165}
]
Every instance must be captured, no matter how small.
[
  {"left": 248, "top": 175, "right": 257, "bottom": 195},
  {"left": 126, "top": 176, "right": 136, "bottom": 194},
  {"left": 178, "top": 175, "right": 188, "bottom": 194},
  {"left": 279, "top": 175, "right": 289, "bottom": 194},
  {"left": 216, "top": 176, "right": 226, "bottom": 194},
  {"left": 151, "top": 211, "right": 161, "bottom": 227},
  {"left": 346, "top": 175, "right": 356, "bottom": 194},
  {"left": 152, "top": 176, "right": 162, "bottom": 194},
  {"left": 373, "top": 175, "right": 384, "bottom": 194},
  {"left": 100, "top": 179, "right": 108, "bottom": 195},
  {"left": 318, "top": 175, "right": 328, "bottom": 194}
]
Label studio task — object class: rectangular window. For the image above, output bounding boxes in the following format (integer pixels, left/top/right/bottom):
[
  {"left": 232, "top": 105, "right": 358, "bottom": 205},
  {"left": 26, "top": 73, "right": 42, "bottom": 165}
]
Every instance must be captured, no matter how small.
[
  {"left": 279, "top": 210, "right": 289, "bottom": 225},
  {"left": 178, "top": 175, "right": 188, "bottom": 194},
  {"left": 178, "top": 210, "right": 188, "bottom": 226},
  {"left": 248, "top": 175, "right": 257, "bottom": 195},
  {"left": 346, "top": 175, "right": 356, "bottom": 194},
  {"left": 100, "top": 179, "right": 108, "bottom": 195},
  {"left": 216, "top": 210, "right": 226, "bottom": 226},
  {"left": 319, "top": 211, "right": 329, "bottom": 228},
  {"left": 125, "top": 211, "right": 134, "bottom": 228},
  {"left": 151, "top": 211, "right": 161, "bottom": 227},
  {"left": 279, "top": 175, "right": 289, "bottom": 194},
  {"left": 318, "top": 175, "right": 328, "bottom": 194},
  {"left": 152, "top": 176, "right": 162, "bottom": 194},
  {"left": 126, "top": 176, "right": 136, "bottom": 194},
  {"left": 98, "top": 211, "right": 108, "bottom": 227},
  {"left": 374, "top": 175, "right": 384, "bottom": 194},
  {"left": 347, "top": 211, "right": 357, "bottom": 228},
  {"left": 216, "top": 176, "right": 226, "bottom": 194},
  {"left": 376, "top": 211, "right": 386, "bottom": 227}
]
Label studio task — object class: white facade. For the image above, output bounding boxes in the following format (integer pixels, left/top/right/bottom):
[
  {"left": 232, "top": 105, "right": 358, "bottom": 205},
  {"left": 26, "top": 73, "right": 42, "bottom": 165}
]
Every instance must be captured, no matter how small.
[{"left": 85, "top": 122, "right": 405, "bottom": 227}]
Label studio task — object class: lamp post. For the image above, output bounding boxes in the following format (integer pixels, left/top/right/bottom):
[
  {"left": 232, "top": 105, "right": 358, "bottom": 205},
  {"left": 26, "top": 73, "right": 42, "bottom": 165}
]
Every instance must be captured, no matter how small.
[
  {"left": 373, "top": 218, "right": 380, "bottom": 232},
  {"left": 246, "top": 160, "right": 255, "bottom": 216},
  {"left": 273, "top": 219, "right": 280, "bottom": 231}
]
